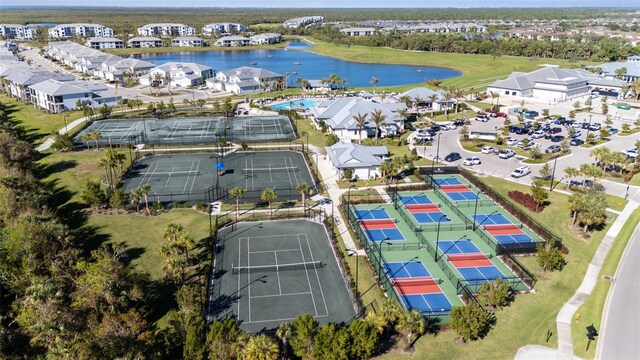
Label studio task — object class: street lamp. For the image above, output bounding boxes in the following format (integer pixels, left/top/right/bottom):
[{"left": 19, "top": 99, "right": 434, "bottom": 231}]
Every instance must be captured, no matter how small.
[
  {"left": 472, "top": 190, "right": 484, "bottom": 230},
  {"left": 549, "top": 155, "right": 558, "bottom": 191},
  {"left": 63, "top": 114, "right": 69, "bottom": 132},
  {"left": 301, "top": 131, "right": 309, "bottom": 152},
  {"left": 434, "top": 214, "right": 449, "bottom": 261},
  {"left": 585, "top": 114, "right": 593, "bottom": 139},
  {"left": 377, "top": 239, "right": 391, "bottom": 279},
  {"left": 431, "top": 133, "right": 442, "bottom": 174},
  {"left": 347, "top": 249, "right": 359, "bottom": 299}
]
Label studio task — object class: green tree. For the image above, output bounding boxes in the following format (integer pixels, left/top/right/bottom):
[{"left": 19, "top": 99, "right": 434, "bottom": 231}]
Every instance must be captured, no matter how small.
[
  {"left": 207, "top": 318, "right": 240, "bottom": 360},
  {"left": 370, "top": 76, "right": 379, "bottom": 94},
  {"left": 353, "top": 112, "right": 368, "bottom": 144},
  {"left": 459, "top": 124, "right": 469, "bottom": 141},
  {"left": 290, "top": 314, "right": 318, "bottom": 360},
  {"left": 370, "top": 109, "right": 386, "bottom": 144},
  {"left": 296, "top": 183, "right": 312, "bottom": 215},
  {"left": 246, "top": 334, "right": 280, "bottom": 360},
  {"left": 312, "top": 324, "right": 350, "bottom": 360},
  {"left": 449, "top": 302, "right": 493, "bottom": 342},
  {"left": 109, "top": 188, "right": 128, "bottom": 210},
  {"left": 99, "top": 103, "right": 112, "bottom": 119},
  {"left": 276, "top": 322, "right": 293, "bottom": 360},
  {"left": 228, "top": 187, "right": 247, "bottom": 221},
  {"left": 139, "top": 184, "right": 151, "bottom": 215},
  {"left": 395, "top": 309, "right": 426, "bottom": 348},
  {"left": 325, "top": 133, "right": 339, "bottom": 146},
  {"left": 348, "top": 319, "right": 379, "bottom": 359},
  {"left": 601, "top": 95, "right": 609, "bottom": 114},
  {"left": 530, "top": 180, "right": 549, "bottom": 210},
  {"left": 81, "top": 181, "right": 106, "bottom": 209},
  {"left": 261, "top": 188, "right": 277, "bottom": 219},
  {"left": 130, "top": 188, "right": 142, "bottom": 213},
  {"left": 50, "top": 132, "right": 74, "bottom": 152},
  {"left": 539, "top": 163, "right": 552, "bottom": 179},
  {"left": 537, "top": 243, "right": 567, "bottom": 271},
  {"left": 476, "top": 278, "right": 513, "bottom": 309}
]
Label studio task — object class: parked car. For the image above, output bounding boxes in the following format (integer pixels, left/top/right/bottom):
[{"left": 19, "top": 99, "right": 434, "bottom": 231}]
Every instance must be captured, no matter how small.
[
  {"left": 571, "top": 130, "right": 582, "bottom": 138},
  {"left": 453, "top": 119, "right": 467, "bottom": 126},
  {"left": 495, "top": 112, "right": 507, "bottom": 118},
  {"left": 550, "top": 135, "right": 565, "bottom": 142},
  {"left": 523, "top": 111, "right": 539, "bottom": 119},
  {"left": 545, "top": 145, "right": 561, "bottom": 153},
  {"left": 475, "top": 114, "right": 490, "bottom": 122},
  {"left": 444, "top": 152, "right": 462, "bottom": 162},
  {"left": 607, "top": 127, "right": 619, "bottom": 135},
  {"left": 570, "top": 138, "right": 584, "bottom": 146},
  {"left": 571, "top": 122, "right": 583, "bottom": 129},
  {"left": 532, "top": 130, "right": 545, "bottom": 139},
  {"left": 431, "top": 124, "right": 441, "bottom": 132},
  {"left": 498, "top": 149, "right": 516, "bottom": 159},
  {"left": 546, "top": 127, "right": 562, "bottom": 134},
  {"left": 553, "top": 117, "right": 567, "bottom": 125},
  {"left": 463, "top": 156, "right": 481, "bottom": 166},
  {"left": 580, "top": 122, "right": 591, "bottom": 129},
  {"left": 570, "top": 179, "right": 593, "bottom": 188},
  {"left": 506, "top": 137, "right": 519, "bottom": 146},
  {"left": 481, "top": 146, "right": 495, "bottom": 154},
  {"left": 511, "top": 166, "right": 531, "bottom": 178},
  {"left": 589, "top": 123, "right": 601, "bottom": 131},
  {"left": 442, "top": 122, "right": 457, "bottom": 130},
  {"left": 622, "top": 148, "right": 638, "bottom": 159}
]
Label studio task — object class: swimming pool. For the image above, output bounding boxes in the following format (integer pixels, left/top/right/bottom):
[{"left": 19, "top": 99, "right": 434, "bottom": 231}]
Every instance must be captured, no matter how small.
[{"left": 270, "top": 99, "right": 318, "bottom": 111}]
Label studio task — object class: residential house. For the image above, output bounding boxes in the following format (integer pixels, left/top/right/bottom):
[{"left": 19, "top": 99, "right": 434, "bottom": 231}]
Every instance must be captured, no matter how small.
[
  {"left": 215, "top": 36, "right": 250, "bottom": 47},
  {"left": 29, "top": 79, "right": 120, "bottom": 113},
  {"left": 207, "top": 66, "right": 283, "bottom": 95},
  {"left": 590, "top": 57, "right": 640, "bottom": 83},
  {"left": 127, "top": 37, "right": 164, "bottom": 48},
  {"left": 48, "top": 23, "right": 113, "bottom": 39},
  {"left": 137, "top": 23, "right": 196, "bottom": 37},
  {"left": 140, "top": 62, "right": 213, "bottom": 88},
  {"left": 1, "top": 68, "right": 74, "bottom": 101},
  {"left": 201, "top": 23, "right": 248, "bottom": 36},
  {"left": 249, "top": 33, "right": 281, "bottom": 45},
  {"left": 97, "top": 58, "right": 155, "bottom": 82},
  {"left": 171, "top": 36, "right": 205, "bottom": 47},
  {"left": 340, "top": 28, "right": 376, "bottom": 36},
  {"left": 325, "top": 141, "right": 389, "bottom": 180},
  {"left": 0, "top": 24, "right": 36, "bottom": 40},
  {"left": 396, "top": 87, "right": 455, "bottom": 112},
  {"left": 86, "top": 37, "right": 124, "bottom": 50},
  {"left": 283, "top": 16, "right": 324, "bottom": 28},
  {"left": 308, "top": 97, "right": 407, "bottom": 141}
]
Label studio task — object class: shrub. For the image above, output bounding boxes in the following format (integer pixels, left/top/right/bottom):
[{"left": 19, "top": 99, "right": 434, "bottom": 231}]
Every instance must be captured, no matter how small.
[
  {"left": 476, "top": 278, "right": 513, "bottom": 310},
  {"left": 450, "top": 302, "right": 494, "bottom": 341},
  {"left": 508, "top": 190, "right": 543, "bottom": 212},
  {"left": 326, "top": 133, "right": 339, "bottom": 146},
  {"left": 195, "top": 203, "right": 210, "bottom": 212},
  {"left": 343, "top": 168, "right": 353, "bottom": 180},
  {"left": 537, "top": 243, "right": 567, "bottom": 271}
]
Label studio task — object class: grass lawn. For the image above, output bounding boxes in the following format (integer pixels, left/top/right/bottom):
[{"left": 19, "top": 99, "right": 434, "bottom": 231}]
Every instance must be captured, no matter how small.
[
  {"left": 302, "top": 37, "right": 575, "bottom": 89},
  {"left": 572, "top": 206, "right": 640, "bottom": 359},
  {"left": 1, "top": 93, "right": 83, "bottom": 144},
  {"left": 379, "top": 176, "right": 612, "bottom": 360},
  {"left": 431, "top": 109, "right": 477, "bottom": 121}
]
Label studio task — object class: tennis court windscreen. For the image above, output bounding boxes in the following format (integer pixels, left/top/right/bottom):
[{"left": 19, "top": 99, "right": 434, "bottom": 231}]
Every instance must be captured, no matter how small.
[{"left": 232, "top": 261, "right": 323, "bottom": 274}]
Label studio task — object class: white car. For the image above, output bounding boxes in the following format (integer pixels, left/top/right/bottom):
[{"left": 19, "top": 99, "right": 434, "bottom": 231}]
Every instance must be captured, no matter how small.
[
  {"left": 506, "top": 137, "right": 519, "bottom": 146},
  {"left": 531, "top": 130, "right": 545, "bottom": 139},
  {"left": 498, "top": 149, "right": 516, "bottom": 159},
  {"left": 622, "top": 148, "right": 638, "bottom": 158},
  {"left": 511, "top": 166, "right": 531, "bottom": 178},
  {"left": 463, "top": 156, "right": 481, "bottom": 166},
  {"left": 475, "top": 115, "right": 490, "bottom": 122},
  {"left": 441, "top": 122, "right": 457, "bottom": 130},
  {"left": 481, "top": 146, "right": 495, "bottom": 154}
]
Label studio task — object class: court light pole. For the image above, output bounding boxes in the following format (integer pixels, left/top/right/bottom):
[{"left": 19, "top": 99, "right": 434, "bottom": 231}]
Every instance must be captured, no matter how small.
[
  {"left": 550, "top": 155, "right": 558, "bottom": 191},
  {"left": 377, "top": 238, "right": 391, "bottom": 280},
  {"left": 347, "top": 249, "right": 359, "bottom": 299},
  {"left": 434, "top": 214, "right": 449, "bottom": 262},
  {"left": 472, "top": 190, "right": 484, "bottom": 231},
  {"left": 63, "top": 114, "right": 69, "bottom": 132},
  {"left": 431, "top": 133, "right": 442, "bottom": 175},
  {"left": 474, "top": 210, "right": 500, "bottom": 232}
]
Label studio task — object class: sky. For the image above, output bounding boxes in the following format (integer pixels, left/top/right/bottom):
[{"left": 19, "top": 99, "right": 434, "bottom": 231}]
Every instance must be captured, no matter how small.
[{"left": 1, "top": 0, "right": 638, "bottom": 7}]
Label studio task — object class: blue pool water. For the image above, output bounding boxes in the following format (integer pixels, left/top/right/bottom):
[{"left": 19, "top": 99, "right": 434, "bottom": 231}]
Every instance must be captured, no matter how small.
[
  {"left": 270, "top": 99, "right": 318, "bottom": 110},
  {"left": 138, "top": 40, "right": 460, "bottom": 87}
]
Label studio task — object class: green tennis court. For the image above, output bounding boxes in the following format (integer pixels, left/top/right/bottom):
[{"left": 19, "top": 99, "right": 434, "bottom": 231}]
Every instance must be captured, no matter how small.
[
  {"left": 120, "top": 150, "right": 315, "bottom": 205},
  {"left": 209, "top": 220, "right": 357, "bottom": 333}
]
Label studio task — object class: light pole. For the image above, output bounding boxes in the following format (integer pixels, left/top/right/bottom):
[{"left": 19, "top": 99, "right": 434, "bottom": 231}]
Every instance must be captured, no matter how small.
[
  {"left": 347, "top": 184, "right": 356, "bottom": 214},
  {"left": 347, "top": 249, "right": 359, "bottom": 299},
  {"left": 585, "top": 114, "right": 593, "bottom": 139},
  {"left": 434, "top": 214, "right": 449, "bottom": 262},
  {"left": 377, "top": 239, "right": 391, "bottom": 279},
  {"left": 431, "top": 133, "right": 441, "bottom": 174},
  {"left": 472, "top": 190, "right": 483, "bottom": 230},
  {"left": 301, "top": 131, "right": 309, "bottom": 152},
  {"left": 63, "top": 114, "right": 69, "bottom": 132},
  {"left": 550, "top": 155, "right": 558, "bottom": 191},
  {"left": 474, "top": 210, "right": 499, "bottom": 232}
]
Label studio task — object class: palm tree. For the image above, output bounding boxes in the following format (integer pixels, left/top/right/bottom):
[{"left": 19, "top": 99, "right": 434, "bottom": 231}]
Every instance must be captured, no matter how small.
[
  {"left": 428, "top": 94, "right": 439, "bottom": 117},
  {"left": 442, "top": 90, "right": 453, "bottom": 119},
  {"left": 228, "top": 187, "right": 247, "bottom": 221},
  {"left": 370, "top": 76, "right": 379, "bottom": 94},
  {"left": 395, "top": 309, "right": 426, "bottom": 348},
  {"left": 165, "top": 73, "right": 172, "bottom": 96},
  {"left": 130, "top": 188, "right": 142, "bottom": 213},
  {"left": 90, "top": 131, "right": 102, "bottom": 150},
  {"left": 353, "top": 112, "right": 368, "bottom": 143},
  {"left": 98, "top": 158, "right": 112, "bottom": 188},
  {"left": 233, "top": 333, "right": 251, "bottom": 360},
  {"left": 81, "top": 132, "right": 92, "bottom": 149},
  {"left": 153, "top": 72, "right": 163, "bottom": 96},
  {"left": 370, "top": 109, "right": 386, "bottom": 144},
  {"left": 589, "top": 147, "right": 611, "bottom": 170},
  {"left": 296, "top": 183, "right": 312, "bottom": 215},
  {"left": 489, "top": 91, "right": 499, "bottom": 107},
  {"left": 245, "top": 334, "right": 279, "bottom": 360},
  {"left": 139, "top": 184, "right": 151, "bottom": 215},
  {"left": 399, "top": 95, "right": 412, "bottom": 108},
  {"left": 261, "top": 188, "right": 277, "bottom": 219},
  {"left": 564, "top": 166, "right": 579, "bottom": 184},
  {"left": 276, "top": 322, "right": 293, "bottom": 360}
]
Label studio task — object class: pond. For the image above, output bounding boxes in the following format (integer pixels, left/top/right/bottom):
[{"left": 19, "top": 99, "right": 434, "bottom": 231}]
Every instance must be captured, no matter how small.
[{"left": 138, "top": 40, "right": 460, "bottom": 88}]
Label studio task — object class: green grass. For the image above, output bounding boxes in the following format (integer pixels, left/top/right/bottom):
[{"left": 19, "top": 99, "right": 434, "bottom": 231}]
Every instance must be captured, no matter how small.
[
  {"left": 1, "top": 93, "right": 83, "bottom": 144},
  {"left": 572, "top": 206, "right": 640, "bottom": 359},
  {"left": 295, "top": 117, "right": 329, "bottom": 150},
  {"left": 302, "top": 37, "right": 576, "bottom": 89},
  {"left": 379, "top": 176, "right": 612, "bottom": 359},
  {"left": 431, "top": 109, "right": 477, "bottom": 121}
]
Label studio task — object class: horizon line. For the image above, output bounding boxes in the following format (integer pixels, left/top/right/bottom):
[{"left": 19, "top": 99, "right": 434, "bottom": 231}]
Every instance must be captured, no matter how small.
[{"left": 1, "top": 5, "right": 637, "bottom": 9}]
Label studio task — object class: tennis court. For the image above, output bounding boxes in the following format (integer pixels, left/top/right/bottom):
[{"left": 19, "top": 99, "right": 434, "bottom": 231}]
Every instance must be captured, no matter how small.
[
  {"left": 437, "top": 239, "right": 482, "bottom": 255},
  {"left": 473, "top": 213, "right": 512, "bottom": 225},
  {"left": 405, "top": 204, "right": 449, "bottom": 224},
  {"left": 456, "top": 265, "right": 509, "bottom": 286},
  {"left": 398, "top": 194, "right": 433, "bottom": 205},
  {"left": 354, "top": 209, "right": 391, "bottom": 220},
  {"left": 210, "top": 220, "right": 356, "bottom": 333},
  {"left": 434, "top": 177, "right": 464, "bottom": 186},
  {"left": 440, "top": 184, "right": 479, "bottom": 201},
  {"left": 120, "top": 151, "right": 314, "bottom": 204},
  {"left": 384, "top": 261, "right": 452, "bottom": 315},
  {"left": 74, "top": 115, "right": 295, "bottom": 147},
  {"left": 359, "top": 219, "right": 405, "bottom": 241}
]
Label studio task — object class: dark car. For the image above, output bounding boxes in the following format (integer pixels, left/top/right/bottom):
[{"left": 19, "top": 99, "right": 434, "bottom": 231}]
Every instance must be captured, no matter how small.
[
  {"left": 580, "top": 122, "right": 591, "bottom": 129},
  {"left": 430, "top": 124, "right": 441, "bottom": 132},
  {"left": 453, "top": 119, "right": 467, "bottom": 126},
  {"left": 523, "top": 111, "right": 539, "bottom": 119},
  {"left": 553, "top": 117, "right": 567, "bottom": 125},
  {"left": 444, "top": 152, "right": 462, "bottom": 162},
  {"left": 547, "top": 127, "right": 562, "bottom": 134},
  {"left": 608, "top": 127, "right": 619, "bottom": 135},
  {"left": 550, "top": 135, "right": 565, "bottom": 142},
  {"left": 570, "top": 138, "right": 584, "bottom": 146}
]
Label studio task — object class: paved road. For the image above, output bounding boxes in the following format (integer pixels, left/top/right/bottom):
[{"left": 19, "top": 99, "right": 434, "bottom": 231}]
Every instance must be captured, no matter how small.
[{"left": 597, "top": 219, "right": 640, "bottom": 360}]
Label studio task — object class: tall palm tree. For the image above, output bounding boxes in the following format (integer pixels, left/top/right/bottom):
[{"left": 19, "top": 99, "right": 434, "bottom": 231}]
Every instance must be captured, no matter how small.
[
  {"left": 370, "top": 109, "right": 386, "bottom": 144},
  {"left": 370, "top": 76, "right": 379, "bottom": 94},
  {"left": 564, "top": 166, "right": 579, "bottom": 184},
  {"left": 245, "top": 334, "right": 280, "bottom": 360},
  {"left": 81, "top": 132, "right": 92, "bottom": 149},
  {"left": 228, "top": 187, "right": 247, "bottom": 221},
  {"left": 442, "top": 90, "right": 453, "bottom": 119},
  {"left": 90, "top": 131, "right": 102, "bottom": 150},
  {"left": 428, "top": 93, "right": 439, "bottom": 117},
  {"left": 261, "top": 188, "right": 277, "bottom": 219},
  {"left": 153, "top": 73, "right": 163, "bottom": 96},
  {"left": 399, "top": 95, "right": 412, "bottom": 108},
  {"left": 276, "top": 322, "right": 293, "bottom": 360},
  {"left": 395, "top": 309, "right": 426, "bottom": 348},
  {"left": 353, "top": 112, "right": 368, "bottom": 143},
  {"left": 296, "top": 183, "right": 312, "bottom": 215},
  {"left": 139, "top": 184, "right": 151, "bottom": 215},
  {"left": 165, "top": 73, "right": 172, "bottom": 95},
  {"left": 130, "top": 188, "right": 142, "bottom": 213},
  {"left": 589, "top": 147, "right": 611, "bottom": 170}
]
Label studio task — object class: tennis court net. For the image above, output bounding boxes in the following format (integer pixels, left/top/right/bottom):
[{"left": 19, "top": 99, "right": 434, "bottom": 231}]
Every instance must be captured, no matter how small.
[
  {"left": 134, "top": 170, "right": 200, "bottom": 177},
  {"left": 391, "top": 277, "right": 442, "bottom": 286},
  {"left": 406, "top": 203, "right": 440, "bottom": 210},
  {"left": 242, "top": 166, "right": 299, "bottom": 174},
  {"left": 483, "top": 224, "right": 521, "bottom": 230},
  {"left": 232, "top": 261, "right": 324, "bottom": 274},
  {"left": 446, "top": 253, "right": 492, "bottom": 261}
]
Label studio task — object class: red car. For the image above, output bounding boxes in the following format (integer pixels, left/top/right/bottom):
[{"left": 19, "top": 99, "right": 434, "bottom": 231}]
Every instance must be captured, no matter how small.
[{"left": 495, "top": 112, "right": 507, "bottom": 118}]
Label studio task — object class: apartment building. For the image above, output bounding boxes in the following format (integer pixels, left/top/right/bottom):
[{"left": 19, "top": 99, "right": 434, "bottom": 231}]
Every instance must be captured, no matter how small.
[
  {"left": 127, "top": 37, "right": 164, "bottom": 48},
  {"left": 86, "top": 37, "right": 124, "bottom": 49},
  {"left": 0, "top": 24, "right": 36, "bottom": 40},
  {"left": 171, "top": 36, "right": 205, "bottom": 47},
  {"left": 48, "top": 23, "right": 114, "bottom": 39},
  {"left": 201, "top": 22, "right": 248, "bottom": 36},
  {"left": 137, "top": 23, "right": 196, "bottom": 37},
  {"left": 283, "top": 16, "right": 324, "bottom": 28},
  {"left": 249, "top": 33, "right": 282, "bottom": 45}
]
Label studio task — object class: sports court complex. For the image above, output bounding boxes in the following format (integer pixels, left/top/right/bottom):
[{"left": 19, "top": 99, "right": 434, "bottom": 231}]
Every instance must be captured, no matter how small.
[
  {"left": 74, "top": 115, "right": 295, "bottom": 146},
  {"left": 208, "top": 220, "right": 357, "bottom": 333},
  {"left": 346, "top": 175, "right": 542, "bottom": 318},
  {"left": 120, "top": 150, "right": 314, "bottom": 204}
]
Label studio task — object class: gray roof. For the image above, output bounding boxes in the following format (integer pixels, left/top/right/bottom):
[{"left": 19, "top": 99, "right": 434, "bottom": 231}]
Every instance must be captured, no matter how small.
[
  {"left": 309, "top": 98, "right": 407, "bottom": 130},
  {"left": 172, "top": 36, "right": 204, "bottom": 41},
  {"left": 153, "top": 62, "right": 212, "bottom": 73},
  {"left": 593, "top": 60, "right": 640, "bottom": 78},
  {"left": 325, "top": 141, "right": 388, "bottom": 169},
  {"left": 250, "top": 33, "right": 281, "bottom": 40},
  {"left": 221, "top": 66, "right": 282, "bottom": 80},
  {"left": 29, "top": 79, "right": 92, "bottom": 96},
  {"left": 87, "top": 37, "right": 123, "bottom": 43},
  {"left": 3, "top": 69, "right": 73, "bottom": 86},
  {"left": 217, "top": 35, "right": 250, "bottom": 41},
  {"left": 128, "top": 37, "right": 162, "bottom": 42},
  {"left": 488, "top": 67, "right": 596, "bottom": 91}
]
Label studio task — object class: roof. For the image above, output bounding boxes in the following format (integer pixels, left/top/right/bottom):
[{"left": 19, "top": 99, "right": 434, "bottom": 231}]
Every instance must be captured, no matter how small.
[
  {"left": 325, "top": 141, "right": 388, "bottom": 169},
  {"left": 250, "top": 33, "right": 281, "bottom": 40},
  {"left": 152, "top": 62, "right": 212, "bottom": 74},
  {"left": 593, "top": 60, "right": 640, "bottom": 78},
  {"left": 3, "top": 68, "right": 73, "bottom": 86},
  {"left": 309, "top": 98, "right": 406, "bottom": 130},
  {"left": 29, "top": 79, "right": 92, "bottom": 96},
  {"left": 217, "top": 36, "right": 250, "bottom": 41},
  {"left": 220, "top": 66, "right": 282, "bottom": 80},
  {"left": 87, "top": 37, "right": 123, "bottom": 43},
  {"left": 488, "top": 67, "right": 596, "bottom": 91},
  {"left": 128, "top": 37, "right": 162, "bottom": 42},
  {"left": 172, "top": 36, "right": 204, "bottom": 41},
  {"left": 341, "top": 27, "right": 376, "bottom": 32},
  {"left": 397, "top": 87, "right": 446, "bottom": 102}
]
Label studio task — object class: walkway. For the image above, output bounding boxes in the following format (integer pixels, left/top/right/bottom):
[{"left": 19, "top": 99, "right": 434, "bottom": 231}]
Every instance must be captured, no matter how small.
[{"left": 36, "top": 115, "right": 90, "bottom": 152}]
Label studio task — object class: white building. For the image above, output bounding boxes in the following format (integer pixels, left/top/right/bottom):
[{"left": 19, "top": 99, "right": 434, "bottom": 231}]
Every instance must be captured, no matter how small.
[
  {"left": 48, "top": 23, "right": 113, "bottom": 39},
  {"left": 207, "top": 66, "right": 283, "bottom": 95},
  {"left": 283, "top": 16, "right": 324, "bottom": 28},
  {"left": 140, "top": 62, "right": 213, "bottom": 88},
  {"left": 325, "top": 141, "right": 389, "bottom": 180},
  {"left": 308, "top": 98, "right": 407, "bottom": 141},
  {"left": 1, "top": 67, "right": 74, "bottom": 101},
  {"left": 97, "top": 58, "right": 155, "bottom": 82},
  {"left": 0, "top": 24, "right": 36, "bottom": 40},
  {"left": 215, "top": 36, "right": 250, "bottom": 47},
  {"left": 340, "top": 28, "right": 376, "bottom": 36},
  {"left": 137, "top": 23, "right": 196, "bottom": 37},
  {"left": 201, "top": 23, "right": 248, "bottom": 36},
  {"left": 396, "top": 87, "right": 455, "bottom": 112},
  {"left": 171, "top": 36, "right": 205, "bottom": 47},
  {"left": 29, "top": 79, "right": 120, "bottom": 113},
  {"left": 127, "top": 37, "right": 164, "bottom": 48},
  {"left": 86, "top": 37, "right": 124, "bottom": 50},
  {"left": 249, "top": 33, "right": 282, "bottom": 45}
]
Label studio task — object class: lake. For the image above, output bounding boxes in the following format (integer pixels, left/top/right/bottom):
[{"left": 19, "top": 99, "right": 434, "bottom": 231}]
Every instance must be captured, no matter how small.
[{"left": 138, "top": 40, "right": 461, "bottom": 88}]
